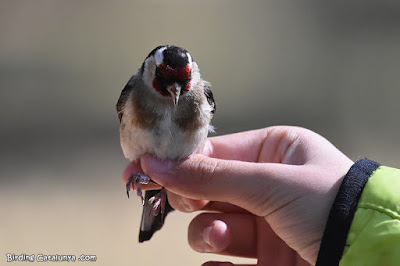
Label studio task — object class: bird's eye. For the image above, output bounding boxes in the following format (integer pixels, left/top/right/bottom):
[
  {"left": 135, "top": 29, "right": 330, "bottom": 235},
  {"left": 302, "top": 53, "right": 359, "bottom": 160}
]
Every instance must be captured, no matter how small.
[
  {"left": 155, "top": 67, "right": 163, "bottom": 79},
  {"left": 182, "top": 79, "right": 192, "bottom": 92}
]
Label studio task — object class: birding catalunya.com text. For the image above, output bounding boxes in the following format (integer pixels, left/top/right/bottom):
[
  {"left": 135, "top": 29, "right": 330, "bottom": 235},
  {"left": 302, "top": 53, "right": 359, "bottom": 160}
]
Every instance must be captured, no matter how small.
[{"left": 6, "top": 253, "right": 97, "bottom": 262}]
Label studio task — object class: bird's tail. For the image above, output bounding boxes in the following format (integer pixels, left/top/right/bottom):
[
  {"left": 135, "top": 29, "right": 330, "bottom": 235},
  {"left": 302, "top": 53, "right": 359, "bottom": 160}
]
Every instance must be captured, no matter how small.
[{"left": 139, "top": 189, "right": 174, "bottom": 242}]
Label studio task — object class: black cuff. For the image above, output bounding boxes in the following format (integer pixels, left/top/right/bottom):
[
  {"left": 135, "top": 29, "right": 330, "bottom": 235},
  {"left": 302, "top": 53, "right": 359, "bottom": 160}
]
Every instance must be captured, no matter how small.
[{"left": 316, "top": 159, "right": 380, "bottom": 266}]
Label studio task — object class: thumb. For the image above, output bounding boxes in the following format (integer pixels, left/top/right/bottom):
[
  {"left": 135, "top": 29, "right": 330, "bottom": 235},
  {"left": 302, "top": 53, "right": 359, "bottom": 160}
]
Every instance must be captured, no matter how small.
[{"left": 140, "top": 154, "right": 293, "bottom": 213}]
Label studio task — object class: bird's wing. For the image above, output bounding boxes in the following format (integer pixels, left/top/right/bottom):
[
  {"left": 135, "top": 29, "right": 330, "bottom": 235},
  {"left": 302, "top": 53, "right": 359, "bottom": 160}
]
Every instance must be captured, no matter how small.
[
  {"left": 203, "top": 81, "right": 216, "bottom": 114},
  {"left": 116, "top": 75, "right": 136, "bottom": 122}
]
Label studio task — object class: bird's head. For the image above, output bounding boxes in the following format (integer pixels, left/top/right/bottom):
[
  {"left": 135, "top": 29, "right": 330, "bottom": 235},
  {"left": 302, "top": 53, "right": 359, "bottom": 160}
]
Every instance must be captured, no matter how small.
[{"left": 141, "top": 45, "right": 199, "bottom": 107}]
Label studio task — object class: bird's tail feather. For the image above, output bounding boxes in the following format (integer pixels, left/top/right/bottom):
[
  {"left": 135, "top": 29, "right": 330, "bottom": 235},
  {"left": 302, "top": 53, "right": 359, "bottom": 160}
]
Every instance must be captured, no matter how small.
[{"left": 139, "top": 190, "right": 174, "bottom": 243}]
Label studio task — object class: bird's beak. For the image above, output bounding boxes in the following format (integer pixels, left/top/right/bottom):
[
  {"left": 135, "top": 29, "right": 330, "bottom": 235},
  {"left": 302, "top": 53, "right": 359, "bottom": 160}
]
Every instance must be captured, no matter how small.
[{"left": 167, "top": 84, "right": 181, "bottom": 107}]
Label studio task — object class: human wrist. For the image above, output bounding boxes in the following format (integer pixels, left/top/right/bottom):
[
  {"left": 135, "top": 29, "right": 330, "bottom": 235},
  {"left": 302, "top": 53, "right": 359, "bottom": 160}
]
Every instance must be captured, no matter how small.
[{"left": 316, "top": 159, "right": 380, "bottom": 266}]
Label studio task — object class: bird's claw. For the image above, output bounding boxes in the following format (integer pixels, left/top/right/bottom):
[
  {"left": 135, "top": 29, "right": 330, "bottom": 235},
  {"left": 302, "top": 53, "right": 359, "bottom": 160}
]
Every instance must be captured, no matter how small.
[
  {"left": 149, "top": 189, "right": 167, "bottom": 216},
  {"left": 126, "top": 173, "right": 150, "bottom": 205}
]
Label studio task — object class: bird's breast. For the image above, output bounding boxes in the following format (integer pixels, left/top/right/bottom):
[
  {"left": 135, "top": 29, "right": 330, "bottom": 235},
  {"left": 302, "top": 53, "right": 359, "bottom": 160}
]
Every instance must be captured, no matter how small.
[{"left": 120, "top": 104, "right": 208, "bottom": 161}]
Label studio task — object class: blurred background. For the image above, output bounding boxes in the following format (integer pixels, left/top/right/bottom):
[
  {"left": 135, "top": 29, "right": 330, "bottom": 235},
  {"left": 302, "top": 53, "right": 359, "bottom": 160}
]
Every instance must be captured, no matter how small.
[{"left": 1, "top": 1, "right": 400, "bottom": 265}]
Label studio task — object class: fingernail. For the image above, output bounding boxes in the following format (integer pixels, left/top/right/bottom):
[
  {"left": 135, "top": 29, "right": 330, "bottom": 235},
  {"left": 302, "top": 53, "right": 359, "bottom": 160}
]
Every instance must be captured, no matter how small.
[
  {"left": 201, "top": 139, "right": 214, "bottom": 157},
  {"left": 142, "top": 155, "right": 174, "bottom": 175},
  {"left": 202, "top": 220, "right": 229, "bottom": 252}
]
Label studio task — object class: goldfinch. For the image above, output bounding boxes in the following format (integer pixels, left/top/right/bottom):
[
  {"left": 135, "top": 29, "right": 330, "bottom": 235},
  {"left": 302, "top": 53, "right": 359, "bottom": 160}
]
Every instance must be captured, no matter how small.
[{"left": 116, "top": 45, "right": 216, "bottom": 242}]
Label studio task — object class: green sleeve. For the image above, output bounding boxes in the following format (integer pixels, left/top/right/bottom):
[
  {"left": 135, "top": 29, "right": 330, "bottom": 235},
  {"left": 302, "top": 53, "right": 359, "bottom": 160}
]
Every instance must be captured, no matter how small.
[{"left": 340, "top": 166, "right": 400, "bottom": 265}]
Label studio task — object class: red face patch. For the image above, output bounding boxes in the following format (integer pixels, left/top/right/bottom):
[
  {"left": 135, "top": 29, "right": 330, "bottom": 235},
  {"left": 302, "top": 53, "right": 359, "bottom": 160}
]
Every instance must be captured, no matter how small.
[
  {"left": 158, "top": 64, "right": 191, "bottom": 81},
  {"left": 152, "top": 78, "right": 169, "bottom": 96}
]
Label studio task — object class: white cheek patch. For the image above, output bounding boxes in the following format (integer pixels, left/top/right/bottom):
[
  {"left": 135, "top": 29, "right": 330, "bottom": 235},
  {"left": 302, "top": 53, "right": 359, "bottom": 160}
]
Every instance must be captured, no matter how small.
[
  {"left": 142, "top": 56, "right": 156, "bottom": 89},
  {"left": 187, "top": 52, "right": 193, "bottom": 69},
  {"left": 190, "top": 61, "right": 201, "bottom": 90},
  {"left": 155, "top": 46, "right": 167, "bottom": 65}
]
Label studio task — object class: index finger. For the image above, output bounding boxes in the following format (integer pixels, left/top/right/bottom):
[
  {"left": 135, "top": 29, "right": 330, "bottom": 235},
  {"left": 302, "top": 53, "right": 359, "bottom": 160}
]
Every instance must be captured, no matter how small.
[{"left": 203, "top": 128, "right": 269, "bottom": 162}]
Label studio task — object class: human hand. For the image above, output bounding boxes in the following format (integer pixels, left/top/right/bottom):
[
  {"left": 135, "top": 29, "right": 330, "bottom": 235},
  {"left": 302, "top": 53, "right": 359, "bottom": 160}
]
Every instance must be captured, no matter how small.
[{"left": 123, "top": 126, "right": 353, "bottom": 265}]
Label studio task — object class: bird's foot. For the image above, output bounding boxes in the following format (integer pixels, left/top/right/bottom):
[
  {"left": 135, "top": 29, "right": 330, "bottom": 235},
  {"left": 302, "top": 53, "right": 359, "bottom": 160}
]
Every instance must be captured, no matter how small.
[
  {"left": 149, "top": 188, "right": 167, "bottom": 216},
  {"left": 126, "top": 173, "right": 150, "bottom": 205}
]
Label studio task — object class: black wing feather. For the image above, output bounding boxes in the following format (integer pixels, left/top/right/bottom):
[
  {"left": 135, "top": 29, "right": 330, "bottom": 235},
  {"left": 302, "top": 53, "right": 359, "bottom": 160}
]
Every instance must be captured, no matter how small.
[
  {"left": 203, "top": 82, "right": 216, "bottom": 114},
  {"left": 116, "top": 75, "right": 135, "bottom": 122}
]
